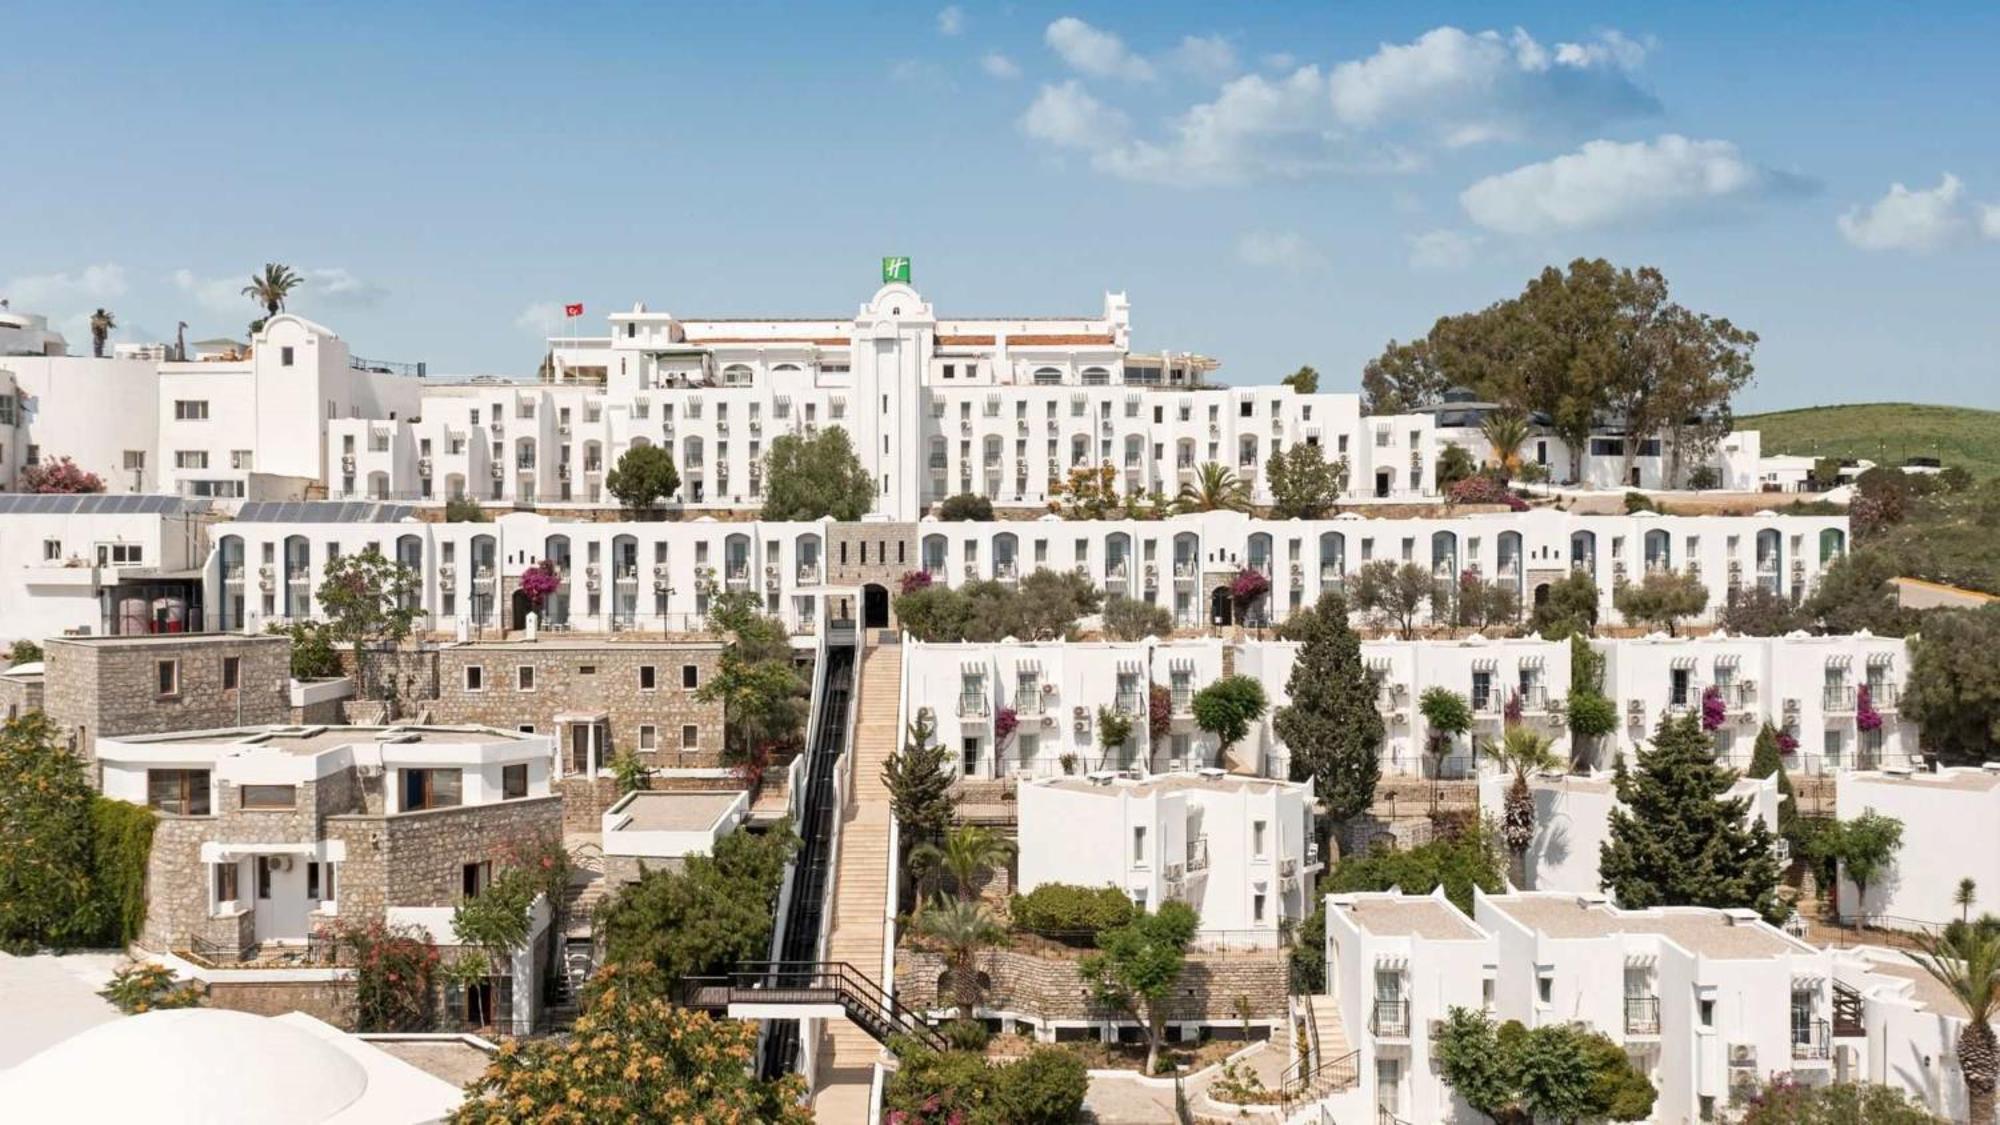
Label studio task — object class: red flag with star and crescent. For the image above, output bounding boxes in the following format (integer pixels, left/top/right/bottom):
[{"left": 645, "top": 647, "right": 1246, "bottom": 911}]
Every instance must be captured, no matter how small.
[{"left": 564, "top": 303, "right": 583, "bottom": 317}]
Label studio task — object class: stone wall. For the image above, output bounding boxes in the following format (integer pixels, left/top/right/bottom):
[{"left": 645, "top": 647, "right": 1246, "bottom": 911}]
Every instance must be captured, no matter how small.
[
  {"left": 557, "top": 772, "right": 748, "bottom": 833},
  {"left": 826, "top": 522, "right": 918, "bottom": 624},
  {"left": 205, "top": 979, "right": 358, "bottom": 1027},
  {"left": 330, "top": 795, "right": 565, "bottom": 916},
  {"left": 44, "top": 634, "right": 293, "bottom": 766},
  {"left": 427, "top": 642, "right": 728, "bottom": 769},
  {"left": 896, "top": 946, "right": 1287, "bottom": 1028},
  {"left": 0, "top": 674, "right": 41, "bottom": 720}
]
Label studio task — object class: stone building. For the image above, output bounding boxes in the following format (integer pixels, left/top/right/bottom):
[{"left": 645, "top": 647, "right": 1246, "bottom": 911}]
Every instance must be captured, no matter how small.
[
  {"left": 0, "top": 661, "right": 43, "bottom": 720},
  {"left": 40, "top": 633, "right": 292, "bottom": 768},
  {"left": 101, "top": 723, "right": 561, "bottom": 1034}
]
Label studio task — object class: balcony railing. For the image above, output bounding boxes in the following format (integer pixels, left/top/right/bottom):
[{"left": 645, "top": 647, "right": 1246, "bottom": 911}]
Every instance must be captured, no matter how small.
[
  {"left": 1624, "top": 996, "right": 1660, "bottom": 1036},
  {"left": 1869, "top": 682, "right": 1899, "bottom": 710},
  {"left": 1115, "top": 691, "right": 1142, "bottom": 715},
  {"left": 1371, "top": 999, "right": 1410, "bottom": 1039},
  {"left": 1792, "top": 1017, "right": 1830, "bottom": 1060},
  {"left": 957, "top": 693, "right": 990, "bottom": 718},
  {"left": 1823, "top": 685, "right": 1856, "bottom": 712},
  {"left": 1518, "top": 686, "right": 1549, "bottom": 712},
  {"left": 1187, "top": 836, "right": 1210, "bottom": 873}
]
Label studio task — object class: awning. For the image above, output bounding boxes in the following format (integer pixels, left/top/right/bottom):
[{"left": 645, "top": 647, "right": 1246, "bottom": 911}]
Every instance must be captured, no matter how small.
[
  {"left": 1714, "top": 654, "right": 1742, "bottom": 669},
  {"left": 1518, "top": 655, "right": 1545, "bottom": 670},
  {"left": 1472, "top": 657, "right": 1499, "bottom": 672},
  {"left": 1015, "top": 659, "right": 1042, "bottom": 675},
  {"left": 1169, "top": 657, "right": 1196, "bottom": 673},
  {"left": 1671, "top": 656, "right": 1699, "bottom": 671},
  {"left": 1366, "top": 657, "right": 1394, "bottom": 671},
  {"left": 1826, "top": 654, "right": 1854, "bottom": 670},
  {"left": 1866, "top": 651, "right": 1895, "bottom": 668},
  {"left": 554, "top": 711, "right": 609, "bottom": 723},
  {"left": 1116, "top": 660, "right": 1143, "bottom": 675}
]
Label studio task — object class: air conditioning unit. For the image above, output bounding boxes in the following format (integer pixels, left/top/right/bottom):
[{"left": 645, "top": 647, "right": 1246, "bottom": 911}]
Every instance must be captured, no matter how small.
[
  {"left": 1073, "top": 717, "right": 1091, "bottom": 734},
  {"left": 1728, "top": 1043, "right": 1757, "bottom": 1068}
]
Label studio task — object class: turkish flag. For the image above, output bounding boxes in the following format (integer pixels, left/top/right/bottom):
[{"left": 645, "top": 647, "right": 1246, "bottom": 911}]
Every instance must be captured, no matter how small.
[{"left": 564, "top": 303, "right": 583, "bottom": 318}]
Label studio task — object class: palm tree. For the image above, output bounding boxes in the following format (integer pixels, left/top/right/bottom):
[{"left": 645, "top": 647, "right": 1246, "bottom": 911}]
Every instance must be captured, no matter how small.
[
  {"left": 1962, "top": 878, "right": 1981, "bottom": 924},
  {"left": 88, "top": 308, "right": 116, "bottom": 358},
  {"left": 1488, "top": 724, "right": 1561, "bottom": 888},
  {"left": 1911, "top": 923, "right": 2000, "bottom": 1124},
  {"left": 242, "top": 263, "right": 303, "bottom": 319},
  {"left": 1480, "top": 411, "right": 1531, "bottom": 480},
  {"left": 1176, "top": 462, "right": 1251, "bottom": 514},
  {"left": 910, "top": 824, "right": 1015, "bottom": 903},
  {"left": 910, "top": 898, "right": 1004, "bottom": 1021}
]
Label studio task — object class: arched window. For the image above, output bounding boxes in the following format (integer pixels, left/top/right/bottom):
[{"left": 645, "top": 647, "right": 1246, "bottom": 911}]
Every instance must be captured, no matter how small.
[
  {"left": 218, "top": 536, "right": 245, "bottom": 631},
  {"left": 396, "top": 535, "right": 423, "bottom": 612},
  {"left": 922, "top": 534, "right": 948, "bottom": 576},
  {"left": 1643, "top": 529, "right": 1671, "bottom": 573},
  {"left": 282, "top": 535, "right": 310, "bottom": 619},
  {"left": 1080, "top": 366, "right": 1110, "bottom": 386},
  {"left": 1033, "top": 367, "right": 1062, "bottom": 386},
  {"left": 1819, "top": 528, "right": 1846, "bottom": 562},
  {"left": 1570, "top": 530, "right": 1597, "bottom": 574},
  {"left": 1318, "top": 532, "right": 1345, "bottom": 584},
  {"left": 721, "top": 363, "right": 753, "bottom": 385},
  {"left": 1431, "top": 530, "right": 1459, "bottom": 578}
]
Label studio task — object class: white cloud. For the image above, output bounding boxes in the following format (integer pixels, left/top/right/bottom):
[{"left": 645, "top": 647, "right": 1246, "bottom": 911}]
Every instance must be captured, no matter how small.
[
  {"left": 1261, "top": 52, "right": 1297, "bottom": 71},
  {"left": 301, "top": 267, "right": 388, "bottom": 308},
  {"left": 936, "top": 5, "right": 964, "bottom": 36},
  {"left": 1045, "top": 17, "right": 1154, "bottom": 81},
  {"left": 1460, "top": 134, "right": 1798, "bottom": 236},
  {"left": 981, "top": 52, "right": 1021, "bottom": 80},
  {"left": 1234, "top": 230, "right": 1327, "bottom": 272},
  {"left": 171, "top": 268, "right": 244, "bottom": 313},
  {"left": 1327, "top": 26, "right": 1657, "bottom": 144},
  {"left": 1019, "top": 81, "right": 1130, "bottom": 149},
  {"left": 1408, "top": 229, "right": 1481, "bottom": 271},
  {"left": 4, "top": 263, "right": 129, "bottom": 312},
  {"left": 515, "top": 302, "right": 564, "bottom": 337},
  {"left": 1095, "top": 66, "right": 1346, "bottom": 185},
  {"left": 1836, "top": 174, "right": 1999, "bottom": 253},
  {"left": 1170, "top": 34, "right": 1237, "bottom": 81}
]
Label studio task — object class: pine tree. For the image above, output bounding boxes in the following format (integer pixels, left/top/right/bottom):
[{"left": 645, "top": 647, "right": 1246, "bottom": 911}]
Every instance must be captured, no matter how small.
[
  {"left": 1746, "top": 722, "right": 1796, "bottom": 834},
  {"left": 1600, "top": 713, "right": 1783, "bottom": 920},
  {"left": 1273, "top": 592, "right": 1385, "bottom": 823},
  {"left": 883, "top": 712, "right": 956, "bottom": 845}
]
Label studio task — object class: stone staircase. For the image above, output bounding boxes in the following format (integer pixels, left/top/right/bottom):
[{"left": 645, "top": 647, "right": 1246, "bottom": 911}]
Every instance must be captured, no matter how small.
[{"left": 811, "top": 642, "right": 902, "bottom": 1121}]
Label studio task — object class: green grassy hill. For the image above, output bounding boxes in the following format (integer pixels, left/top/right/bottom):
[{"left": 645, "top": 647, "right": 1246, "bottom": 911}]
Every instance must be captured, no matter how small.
[{"left": 1736, "top": 402, "right": 2000, "bottom": 479}]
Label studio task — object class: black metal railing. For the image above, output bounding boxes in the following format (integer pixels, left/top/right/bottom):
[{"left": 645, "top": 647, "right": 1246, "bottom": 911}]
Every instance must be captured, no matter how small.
[
  {"left": 1625, "top": 995, "right": 1661, "bottom": 1035},
  {"left": 1792, "top": 1017, "right": 1831, "bottom": 1060},
  {"left": 1279, "top": 1047, "right": 1360, "bottom": 1112},
  {"left": 1372, "top": 999, "right": 1410, "bottom": 1038},
  {"left": 683, "top": 960, "right": 946, "bottom": 1054},
  {"left": 350, "top": 355, "right": 427, "bottom": 378}
]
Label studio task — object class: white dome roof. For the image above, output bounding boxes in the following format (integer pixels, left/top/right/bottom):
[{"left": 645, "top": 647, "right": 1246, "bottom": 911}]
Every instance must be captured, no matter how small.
[{"left": 0, "top": 1008, "right": 369, "bottom": 1124}]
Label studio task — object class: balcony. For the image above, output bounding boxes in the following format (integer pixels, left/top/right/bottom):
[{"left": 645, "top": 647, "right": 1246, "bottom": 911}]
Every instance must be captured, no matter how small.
[
  {"left": 1624, "top": 996, "right": 1660, "bottom": 1036},
  {"left": 1174, "top": 562, "right": 1198, "bottom": 586},
  {"left": 1187, "top": 835, "right": 1210, "bottom": 873},
  {"left": 1869, "top": 682, "right": 1899, "bottom": 710},
  {"left": 957, "top": 693, "right": 990, "bottom": 719},
  {"left": 1115, "top": 691, "right": 1142, "bottom": 716},
  {"left": 1371, "top": 999, "right": 1410, "bottom": 1039},
  {"left": 725, "top": 565, "right": 750, "bottom": 589},
  {"left": 1518, "top": 686, "right": 1549, "bottom": 713},
  {"left": 995, "top": 562, "right": 1018, "bottom": 583},
  {"left": 1017, "top": 693, "right": 1046, "bottom": 717},
  {"left": 1823, "top": 685, "right": 1857, "bottom": 713},
  {"left": 1792, "top": 1018, "right": 1831, "bottom": 1061},
  {"left": 1171, "top": 690, "right": 1193, "bottom": 715},
  {"left": 796, "top": 564, "right": 821, "bottom": 586}
]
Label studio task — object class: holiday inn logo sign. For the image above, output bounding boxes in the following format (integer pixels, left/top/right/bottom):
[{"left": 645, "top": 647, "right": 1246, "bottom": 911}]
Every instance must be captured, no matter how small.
[{"left": 881, "top": 256, "right": 911, "bottom": 284}]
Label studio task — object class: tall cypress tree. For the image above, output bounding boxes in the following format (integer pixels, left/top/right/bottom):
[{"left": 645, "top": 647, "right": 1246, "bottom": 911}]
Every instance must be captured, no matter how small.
[
  {"left": 1600, "top": 713, "right": 1782, "bottom": 920},
  {"left": 1274, "top": 592, "right": 1385, "bottom": 824},
  {"left": 1746, "top": 722, "right": 1797, "bottom": 834}
]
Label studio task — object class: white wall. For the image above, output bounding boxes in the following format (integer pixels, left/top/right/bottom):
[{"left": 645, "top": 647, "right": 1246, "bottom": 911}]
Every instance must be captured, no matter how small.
[{"left": 1835, "top": 769, "right": 2000, "bottom": 929}]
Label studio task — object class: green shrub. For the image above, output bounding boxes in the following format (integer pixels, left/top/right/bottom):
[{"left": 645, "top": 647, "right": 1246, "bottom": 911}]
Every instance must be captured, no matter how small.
[
  {"left": 267, "top": 620, "right": 342, "bottom": 680},
  {"left": 100, "top": 963, "right": 204, "bottom": 1013},
  {"left": 942, "top": 1018, "right": 990, "bottom": 1051},
  {"left": 89, "top": 797, "right": 157, "bottom": 946},
  {"left": 886, "top": 1040, "right": 1086, "bottom": 1125},
  {"left": 1623, "top": 491, "right": 1657, "bottom": 514},
  {"left": 1010, "top": 883, "right": 1135, "bottom": 935}
]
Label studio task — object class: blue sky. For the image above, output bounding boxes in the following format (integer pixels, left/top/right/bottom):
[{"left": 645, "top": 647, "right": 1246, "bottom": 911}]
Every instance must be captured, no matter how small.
[{"left": 5, "top": 1, "right": 1998, "bottom": 410}]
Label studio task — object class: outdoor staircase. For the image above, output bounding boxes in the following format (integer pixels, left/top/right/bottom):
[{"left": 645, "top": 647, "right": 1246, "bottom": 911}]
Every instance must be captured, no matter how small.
[
  {"left": 1281, "top": 993, "right": 1360, "bottom": 1115},
  {"left": 682, "top": 961, "right": 945, "bottom": 1053},
  {"left": 812, "top": 641, "right": 903, "bottom": 1121}
]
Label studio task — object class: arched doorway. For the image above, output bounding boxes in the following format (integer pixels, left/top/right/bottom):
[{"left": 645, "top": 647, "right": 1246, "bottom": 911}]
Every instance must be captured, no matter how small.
[
  {"left": 511, "top": 589, "right": 533, "bottom": 630},
  {"left": 862, "top": 583, "right": 890, "bottom": 629},
  {"left": 1210, "top": 585, "right": 1234, "bottom": 627},
  {"left": 1533, "top": 582, "right": 1551, "bottom": 609}
]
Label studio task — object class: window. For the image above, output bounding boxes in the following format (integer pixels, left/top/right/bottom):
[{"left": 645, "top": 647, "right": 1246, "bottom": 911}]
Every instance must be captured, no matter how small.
[
  {"left": 402, "top": 768, "right": 463, "bottom": 811},
  {"left": 98, "top": 542, "right": 143, "bottom": 565},
  {"left": 639, "top": 725, "right": 658, "bottom": 751},
  {"left": 962, "top": 737, "right": 979, "bottom": 777},
  {"left": 148, "top": 769, "right": 211, "bottom": 815},
  {"left": 232, "top": 449, "right": 254, "bottom": 470},
  {"left": 215, "top": 862, "right": 239, "bottom": 905},
  {"left": 156, "top": 659, "right": 180, "bottom": 697},
  {"left": 681, "top": 725, "right": 698, "bottom": 749},
  {"left": 1538, "top": 973, "right": 1554, "bottom": 1004},
  {"left": 240, "top": 784, "right": 296, "bottom": 810},
  {"left": 175, "top": 450, "right": 208, "bottom": 469},
  {"left": 465, "top": 665, "right": 485, "bottom": 691},
  {"left": 502, "top": 764, "right": 528, "bottom": 799},
  {"left": 174, "top": 400, "right": 210, "bottom": 420},
  {"left": 681, "top": 664, "right": 699, "bottom": 689},
  {"left": 516, "top": 665, "right": 535, "bottom": 692},
  {"left": 462, "top": 861, "right": 492, "bottom": 898},
  {"left": 518, "top": 724, "right": 536, "bottom": 735},
  {"left": 1252, "top": 820, "right": 1268, "bottom": 860},
  {"left": 639, "top": 666, "right": 657, "bottom": 690},
  {"left": 281, "top": 346, "right": 295, "bottom": 366},
  {"left": 1698, "top": 998, "right": 1716, "bottom": 1027},
  {"left": 1133, "top": 826, "right": 1148, "bottom": 866},
  {"left": 1253, "top": 891, "right": 1267, "bottom": 923},
  {"left": 307, "top": 861, "right": 331, "bottom": 902},
  {"left": 43, "top": 538, "right": 61, "bottom": 561},
  {"left": 222, "top": 656, "right": 240, "bottom": 691}
]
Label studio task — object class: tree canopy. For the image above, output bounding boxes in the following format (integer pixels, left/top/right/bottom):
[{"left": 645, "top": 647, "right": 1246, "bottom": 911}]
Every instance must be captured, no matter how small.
[
  {"left": 605, "top": 443, "right": 681, "bottom": 510},
  {"left": 1363, "top": 259, "right": 1756, "bottom": 485},
  {"left": 895, "top": 570, "right": 1102, "bottom": 643},
  {"left": 1350, "top": 560, "right": 1433, "bottom": 640},
  {"left": 760, "top": 426, "right": 875, "bottom": 521},
  {"left": 1266, "top": 440, "right": 1347, "bottom": 519},
  {"left": 1435, "top": 1008, "right": 1657, "bottom": 1124},
  {"left": 1529, "top": 570, "right": 1599, "bottom": 640},
  {"left": 1273, "top": 593, "right": 1384, "bottom": 823},
  {"left": 1079, "top": 901, "right": 1200, "bottom": 1075},
  {"left": 1613, "top": 570, "right": 1710, "bottom": 635},
  {"left": 451, "top": 963, "right": 811, "bottom": 1124},
  {"left": 1600, "top": 714, "right": 1783, "bottom": 921},
  {"left": 1903, "top": 602, "right": 2000, "bottom": 763},
  {"left": 0, "top": 713, "right": 101, "bottom": 951},
  {"left": 595, "top": 820, "right": 797, "bottom": 984},
  {"left": 1191, "top": 675, "right": 1267, "bottom": 759}
]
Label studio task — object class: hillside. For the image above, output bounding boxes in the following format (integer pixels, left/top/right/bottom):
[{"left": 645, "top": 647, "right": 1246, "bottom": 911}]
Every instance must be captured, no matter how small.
[{"left": 1737, "top": 403, "right": 2000, "bottom": 479}]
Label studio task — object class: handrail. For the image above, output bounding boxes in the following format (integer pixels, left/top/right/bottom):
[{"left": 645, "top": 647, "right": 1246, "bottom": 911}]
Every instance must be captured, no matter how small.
[
  {"left": 706, "top": 960, "right": 948, "bottom": 1053},
  {"left": 1280, "top": 1047, "right": 1361, "bottom": 1111}
]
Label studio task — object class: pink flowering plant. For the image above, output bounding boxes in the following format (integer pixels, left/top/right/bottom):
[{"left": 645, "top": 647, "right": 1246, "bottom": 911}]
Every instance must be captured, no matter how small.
[
  {"left": 21, "top": 456, "right": 105, "bottom": 494},
  {"left": 1777, "top": 725, "right": 1799, "bottom": 754},
  {"left": 1229, "top": 566, "right": 1270, "bottom": 605},
  {"left": 518, "top": 560, "right": 560, "bottom": 607},
  {"left": 994, "top": 706, "right": 1019, "bottom": 746},
  {"left": 1701, "top": 685, "right": 1728, "bottom": 731},
  {"left": 899, "top": 569, "right": 933, "bottom": 595},
  {"left": 1856, "top": 685, "right": 1883, "bottom": 733}
]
